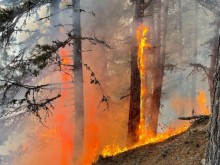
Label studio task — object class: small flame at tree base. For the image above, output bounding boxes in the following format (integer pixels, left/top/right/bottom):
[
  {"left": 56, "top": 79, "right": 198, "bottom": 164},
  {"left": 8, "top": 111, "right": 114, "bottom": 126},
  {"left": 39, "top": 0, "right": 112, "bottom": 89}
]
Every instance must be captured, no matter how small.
[{"left": 197, "top": 90, "right": 210, "bottom": 115}]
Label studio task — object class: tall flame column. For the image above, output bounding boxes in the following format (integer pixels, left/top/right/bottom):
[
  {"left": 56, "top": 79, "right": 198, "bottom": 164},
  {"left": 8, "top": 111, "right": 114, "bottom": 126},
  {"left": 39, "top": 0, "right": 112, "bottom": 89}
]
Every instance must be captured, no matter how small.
[
  {"left": 127, "top": 0, "right": 145, "bottom": 146},
  {"left": 136, "top": 24, "right": 151, "bottom": 142}
]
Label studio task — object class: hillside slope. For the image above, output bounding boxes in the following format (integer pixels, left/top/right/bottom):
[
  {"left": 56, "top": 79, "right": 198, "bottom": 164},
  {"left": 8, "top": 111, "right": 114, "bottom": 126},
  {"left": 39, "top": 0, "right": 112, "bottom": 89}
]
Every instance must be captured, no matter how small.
[{"left": 95, "top": 119, "right": 209, "bottom": 165}]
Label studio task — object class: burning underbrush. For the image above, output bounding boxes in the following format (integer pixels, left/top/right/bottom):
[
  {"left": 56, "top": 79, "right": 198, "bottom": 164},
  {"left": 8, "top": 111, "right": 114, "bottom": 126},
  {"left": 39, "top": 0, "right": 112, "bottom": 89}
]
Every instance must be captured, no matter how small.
[
  {"left": 95, "top": 24, "right": 210, "bottom": 163},
  {"left": 95, "top": 118, "right": 209, "bottom": 165},
  {"left": 101, "top": 122, "right": 190, "bottom": 158}
]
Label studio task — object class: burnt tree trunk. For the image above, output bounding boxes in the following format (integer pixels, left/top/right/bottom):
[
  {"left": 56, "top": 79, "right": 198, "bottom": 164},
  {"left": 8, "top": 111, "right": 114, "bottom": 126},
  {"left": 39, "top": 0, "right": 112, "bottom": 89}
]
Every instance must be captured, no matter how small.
[
  {"left": 72, "top": 0, "right": 84, "bottom": 163},
  {"left": 149, "top": 0, "right": 164, "bottom": 136},
  {"left": 127, "top": 0, "right": 145, "bottom": 146},
  {"left": 208, "top": 20, "right": 220, "bottom": 101},
  {"left": 146, "top": 0, "right": 155, "bottom": 133},
  {"left": 206, "top": 36, "right": 220, "bottom": 165},
  {"left": 196, "top": 0, "right": 220, "bottom": 103}
]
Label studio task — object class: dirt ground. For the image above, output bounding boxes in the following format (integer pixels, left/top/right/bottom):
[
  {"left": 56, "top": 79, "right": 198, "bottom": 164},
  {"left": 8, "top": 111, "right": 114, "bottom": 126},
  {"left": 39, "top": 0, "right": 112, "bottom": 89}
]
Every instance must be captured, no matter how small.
[{"left": 95, "top": 119, "right": 209, "bottom": 165}]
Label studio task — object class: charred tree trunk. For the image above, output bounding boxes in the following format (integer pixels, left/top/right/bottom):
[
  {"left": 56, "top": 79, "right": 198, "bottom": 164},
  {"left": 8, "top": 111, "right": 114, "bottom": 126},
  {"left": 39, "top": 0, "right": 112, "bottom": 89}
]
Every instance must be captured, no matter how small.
[
  {"left": 196, "top": 0, "right": 220, "bottom": 103},
  {"left": 149, "top": 0, "right": 164, "bottom": 136},
  {"left": 72, "top": 0, "right": 84, "bottom": 163},
  {"left": 160, "top": 0, "right": 168, "bottom": 89},
  {"left": 148, "top": 1, "right": 156, "bottom": 45},
  {"left": 146, "top": 0, "right": 155, "bottom": 134},
  {"left": 205, "top": 36, "right": 220, "bottom": 165},
  {"left": 127, "top": 0, "right": 145, "bottom": 146},
  {"left": 208, "top": 19, "right": 220, "bottom": 102}
]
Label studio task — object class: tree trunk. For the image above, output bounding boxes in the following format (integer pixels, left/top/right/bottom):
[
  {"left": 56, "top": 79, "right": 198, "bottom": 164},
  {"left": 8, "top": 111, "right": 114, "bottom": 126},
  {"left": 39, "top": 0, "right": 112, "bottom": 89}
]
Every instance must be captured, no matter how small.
[
  {"left": 177, "top": 0, "right": 183, "bottom": 59},
  {"left": 208, "top": 20, "right": 220, "bottom": 102},
  {"left": 127, "top": 0, "right": 145, "bottom": 146},
  {"left": 176, "top": 0, "right": 184, "bottom": 97},
  {"left": 50, "top": 0, "right": 60, "bottom": 39},
  {"left": 145, "top": 1, "right": 155, "bottom": 137},
  {"left": 205, "top": 36, "right": 220, "bottom": 165},
  {"left": 191, "top": 0, "right": 199, "bottom": 108},
  {"left": 148, "top": 0, "right": 164, "bottom": 136},
  {"left": 72, "top": 0, "right": 84, "bottom": 163},
  {"left": 175, "top": 0, "right": 187, "bottom": 116}
]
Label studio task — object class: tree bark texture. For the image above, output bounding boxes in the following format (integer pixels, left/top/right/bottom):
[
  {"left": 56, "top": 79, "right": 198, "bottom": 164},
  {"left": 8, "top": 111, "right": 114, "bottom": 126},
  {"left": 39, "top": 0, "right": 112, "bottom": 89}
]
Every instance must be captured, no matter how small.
[
  {"left": 209, "top": 20, "right": 220, "bottom": 101},
  {"left": 72, "top": 0, "right": 85, "bottom": 163},
  {"left": 149, "top": 0, "right": 165, "bottom": 136},
  {"left": 127, "top": 0, "right": 145, "bottom": 146},
  {"left": 206, "top": 36, "right": 220, "bottom": 165}
]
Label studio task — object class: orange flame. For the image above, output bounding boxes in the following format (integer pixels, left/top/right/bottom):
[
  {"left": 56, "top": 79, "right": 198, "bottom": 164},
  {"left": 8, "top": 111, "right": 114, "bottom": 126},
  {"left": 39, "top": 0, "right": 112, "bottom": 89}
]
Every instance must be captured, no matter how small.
[
  {"left": 197, "top": 90, "right": 210, "bottom": 115},
  {"left": 136, "top": 24, "right": 151, "bottom": 141},
  {"left": 101, "top": 24, "right": 190, "bottom": 158},
  {"left": 17, "top": 46, "right": 74, "bottom": 165},
  {"left": 82, "top": 90, "right": 100, "bottom": 164},
  {"left": 102, "top": 124, "right": 189, "bottom": 157}
]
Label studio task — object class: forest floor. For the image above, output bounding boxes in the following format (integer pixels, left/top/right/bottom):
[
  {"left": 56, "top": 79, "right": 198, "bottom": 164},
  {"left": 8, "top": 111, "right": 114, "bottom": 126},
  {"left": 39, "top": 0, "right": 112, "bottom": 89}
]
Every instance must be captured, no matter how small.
[{"left": 95, "top": 118, "right": 209, "bottom": 165}]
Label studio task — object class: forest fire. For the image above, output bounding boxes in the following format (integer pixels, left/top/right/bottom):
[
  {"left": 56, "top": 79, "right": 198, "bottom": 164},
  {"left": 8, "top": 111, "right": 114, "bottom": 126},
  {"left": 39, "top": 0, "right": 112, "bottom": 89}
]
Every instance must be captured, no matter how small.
[
  {"left": 55, "top": 48, "right": 74, "bottom": 165},
  {"left": 101, "top": 124, "right": 189, "bottom": 157},
  {"left": 101, "top": 24, "right": 190, "bottom": 158},
  {"left": 1, "top": 0, "right": 217, "bottom": 164},
  {"left": 101, "top": 91, "right": 210, "bottom": 158},
  {"left": 136, "top": 24, "right": 151, "bottom": 141}
]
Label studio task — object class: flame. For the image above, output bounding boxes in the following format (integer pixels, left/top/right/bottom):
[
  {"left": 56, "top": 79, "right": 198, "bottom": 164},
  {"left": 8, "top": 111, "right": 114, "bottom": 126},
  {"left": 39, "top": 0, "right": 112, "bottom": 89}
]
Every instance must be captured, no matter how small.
[
  {"left": 38, "top": 128, "right": 58, "bottom": 145},
  {"left": 101, "top": 24, "right": 190, "bottom": 158},
  {"left": 60, "top": 48, "right": 71, "bottom": 81},
  {"left": 82, "top": 90, "right": 100, "bottom": 164},
  {"left": 197, "top": 90, "right": 210, "bottom": 115},
  {"left": 101, "top": 90, "right": 210, "bottom": 159},
  {"left": 102, "top": 124, "right": 189, "bottom": 157},
  {"left": 58, "top": 45, "right": 74, "bottom": 165},
  {"left": 17, "top": 47, "right": 74, "bottom": 165},
  {"left": 136, "top": 24, "right": 151, "bottom": 141}
]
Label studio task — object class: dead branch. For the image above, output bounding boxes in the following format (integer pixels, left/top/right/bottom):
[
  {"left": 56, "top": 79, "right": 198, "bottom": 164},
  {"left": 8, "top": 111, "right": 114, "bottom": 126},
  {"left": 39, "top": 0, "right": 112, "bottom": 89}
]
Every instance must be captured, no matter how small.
[
  {"left": 178, "top": 115, "right": 210, "bottom": 121},
  {"left": 188, "top": 63, "right": 209, "bottom": 79},
  {"left": 120, "top": 94, "right": 130, "bottom": 100},
  {"left": 82, "top": 62, "right": 110, "bottom": 111},
  {"left": 165, "top": 63, "right": 181, "bottom": 73},
  {"left": 196, "top": 0, "right": 220, "bottom": 15}
]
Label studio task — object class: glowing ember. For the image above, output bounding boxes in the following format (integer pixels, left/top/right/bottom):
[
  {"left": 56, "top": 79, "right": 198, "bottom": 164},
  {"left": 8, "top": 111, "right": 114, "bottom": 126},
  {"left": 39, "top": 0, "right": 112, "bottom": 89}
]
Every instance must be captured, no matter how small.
[
  {"left": 136, "top": 24, "right": 151, "bottom": 141},
  {"left": 197, "top": 90, "right": 210, "bottom": 115}
]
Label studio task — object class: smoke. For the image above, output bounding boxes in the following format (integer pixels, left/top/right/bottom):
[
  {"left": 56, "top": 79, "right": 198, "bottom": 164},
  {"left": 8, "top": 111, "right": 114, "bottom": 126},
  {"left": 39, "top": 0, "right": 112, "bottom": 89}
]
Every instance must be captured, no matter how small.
[{"left": 0, "top": 0, "right": 216, "bottom": 164}]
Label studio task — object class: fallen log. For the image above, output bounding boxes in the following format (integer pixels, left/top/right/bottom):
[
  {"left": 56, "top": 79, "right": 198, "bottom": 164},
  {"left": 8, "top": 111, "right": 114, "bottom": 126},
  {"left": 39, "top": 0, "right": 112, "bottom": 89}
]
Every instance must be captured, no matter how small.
[{"left": 178, "top": 115, "right": 210, "bottom": 121}]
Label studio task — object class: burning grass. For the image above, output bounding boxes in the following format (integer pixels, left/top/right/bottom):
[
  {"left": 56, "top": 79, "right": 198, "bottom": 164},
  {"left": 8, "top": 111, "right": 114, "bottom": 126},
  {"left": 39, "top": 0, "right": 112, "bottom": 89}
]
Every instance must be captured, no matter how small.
[
  {"left": 96, "top": 118, "right": 209, "bottom": 165},
  {"left": 101, "top": 123, "right": 190, "bottom": 158}
]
